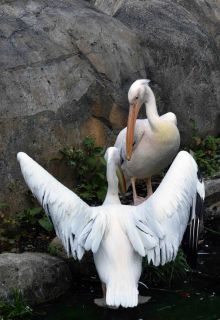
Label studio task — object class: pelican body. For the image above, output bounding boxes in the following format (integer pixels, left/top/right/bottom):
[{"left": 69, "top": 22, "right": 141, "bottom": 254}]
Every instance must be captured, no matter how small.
[
  {"left": 115, "top": 79, "right": 180, "bottom": 203},
  {"left": 93, "top": 205, "right": 142, "bottom": 306},
  {"left": 17, "top": 148, "right": 204, "bottom": 308}
]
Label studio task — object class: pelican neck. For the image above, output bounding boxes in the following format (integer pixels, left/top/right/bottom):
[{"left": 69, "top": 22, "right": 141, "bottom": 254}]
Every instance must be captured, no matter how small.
[
  {"left": 145, "top": 87, "right": 160, "bottom": 130},
  {"left": 103, "top": 161, "right": 120, "bottom": 205}
]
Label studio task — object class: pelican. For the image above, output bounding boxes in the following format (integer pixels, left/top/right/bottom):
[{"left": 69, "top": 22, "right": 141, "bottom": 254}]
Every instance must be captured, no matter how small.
[
  {"left": 17, "top": 148, "right": 204, "bottom": 308},
  {"left": 115, "top": 79, "right": 180, "bottom": 204}
]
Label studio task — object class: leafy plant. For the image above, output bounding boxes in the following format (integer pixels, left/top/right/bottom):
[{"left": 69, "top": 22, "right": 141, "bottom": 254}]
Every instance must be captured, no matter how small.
[
  {"left": 0, "top": 205, "right": 54, "bottom": 253},
  {"left": 16, "top": 207, "right": 53, "bottom": 232},
  {"left": 189, "top": 120, "right": 220, "bottom": 176},
  {"left": 0, "top": 289, "right": 33, "bottom": 320},
  {"left": 0, "top": 203, "right": 9, "bottom": 210},
  {"left": 143, "top": 249, "right": 190, "bottom": 288},
  {"left": 47, "top": 243, "right": 59, "bottom": 257},
  {"left": 0, "top": 204, "right": 19, "bottom": 253},
  {"left": 60, "top": 137, "right": 107, "bottom": 205}
]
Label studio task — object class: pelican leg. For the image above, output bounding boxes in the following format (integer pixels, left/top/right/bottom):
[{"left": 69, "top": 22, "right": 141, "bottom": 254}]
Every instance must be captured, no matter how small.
[
  {"left": 131, "top": 177, "right": 145, "bottom": 205},
  {"left": 138, "top": 295, "right": 151, "bottom": 304},
  {"left": 145, "top": 177, "right": 153, "bottom": 198}
]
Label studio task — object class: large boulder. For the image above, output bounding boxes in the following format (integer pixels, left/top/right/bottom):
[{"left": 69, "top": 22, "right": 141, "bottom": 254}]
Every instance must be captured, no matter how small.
[
  {"left": 0, "top": 0, "right": 220, "bottom": 213},
  {"left": 94, "top": 0, "right": 220, "bottom": 143},
  {"left": 0, "top": 0, "right": 145, "bottom": 211},
  {"left": 172, "top": 0, "right": 220, "bottom": 50},
  {"left": 0, "top": 252, "right": 72, "bottom": 305}
]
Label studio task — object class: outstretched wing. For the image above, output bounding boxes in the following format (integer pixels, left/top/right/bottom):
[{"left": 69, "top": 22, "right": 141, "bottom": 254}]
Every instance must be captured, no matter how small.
[
  {"left": 131, "top": 151, "right": 204, "bottom": 266},
  {"left": 17, "top": 152, "right": 107, "bottom": 260}
]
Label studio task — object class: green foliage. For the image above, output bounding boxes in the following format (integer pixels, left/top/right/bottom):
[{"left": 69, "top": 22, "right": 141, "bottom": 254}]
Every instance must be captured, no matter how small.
[
  {"left": 47, "top": 243, "right": 59, "bottom": 257},
  {"left": 0, "top": 203, "right": 9, "bottom": 210},
  {"left": 60, "top": 137, "right": 107, "bottom": 205},
  {"left": 0, "top": 289, "right": 33, "bottom": 320},
  {"left": 0, "top": 205, "right": 19, "bottom": 252},
  {"left": 0, "top": 205, "right": 54, "bottom": 253},
  {"left": 143, "top": 249, "right": 190, "bottom": 288},
  {"left": 189, "top": 120, "right": 220, "bottom": 176},
  {"left": 38, "top": 216, "right": 53, "bottom": 233},
  {"left": 16, "top": 208, "right": 53, "bottom": 232}
]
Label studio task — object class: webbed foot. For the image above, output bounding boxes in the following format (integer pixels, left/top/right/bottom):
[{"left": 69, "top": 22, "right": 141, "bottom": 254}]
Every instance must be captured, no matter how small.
[
  {"left": 138, "top": 295, "right": 151, "bottom": 304},
  {"left": 94, "top": 298, "right": 119, "bottom": 309},
  {"left": 94, "top": 298, "right": 106, "bottom": 307}
]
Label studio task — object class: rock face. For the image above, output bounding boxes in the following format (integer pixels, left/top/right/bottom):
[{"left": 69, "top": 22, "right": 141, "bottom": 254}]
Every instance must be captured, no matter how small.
[
  {"left": 172, "top": 0, "right": 220, "bottom": 50},
  {"left": 0, "top": 0, "right": 219, "bottom": 212},
  {"left": 0, "top": 0, "right": 145, "bottom": 211},
  {"left": 94, "top": 0, "right": 220, "bottom": 143},
  {"left": 0, "top": 252, "right": 72, "bottom": 305}
]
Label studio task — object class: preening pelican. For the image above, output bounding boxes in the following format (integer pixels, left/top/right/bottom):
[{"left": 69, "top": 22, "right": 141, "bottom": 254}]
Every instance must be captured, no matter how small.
[
  {"left": 17, "top": 148, "right": 204, "bottom": 308},
  {"left": 115, "top": 79, "right": 180, "bottom": 204}
]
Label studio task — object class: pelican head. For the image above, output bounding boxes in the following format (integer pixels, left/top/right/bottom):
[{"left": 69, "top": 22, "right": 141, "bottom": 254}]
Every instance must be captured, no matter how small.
[
  {"left": 126, "top": 79, "right": 151, "bottom": 160},
  {"left": 104, "top": 147, "right": 126, "bottom": 193}
]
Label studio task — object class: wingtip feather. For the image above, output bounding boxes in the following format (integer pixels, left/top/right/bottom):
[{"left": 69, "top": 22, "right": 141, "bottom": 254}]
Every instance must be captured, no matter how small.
[{"left": 17, "top": 152, "right": 27, "bottom": 163}]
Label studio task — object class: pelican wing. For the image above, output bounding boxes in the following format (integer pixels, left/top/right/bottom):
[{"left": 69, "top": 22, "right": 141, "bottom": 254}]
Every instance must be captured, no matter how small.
[
  {"left": 17, "top": 152, "right": 106, "bottom": 260},
  {"left": 132, "top": 151, "right": 204, "bottom": 266}
]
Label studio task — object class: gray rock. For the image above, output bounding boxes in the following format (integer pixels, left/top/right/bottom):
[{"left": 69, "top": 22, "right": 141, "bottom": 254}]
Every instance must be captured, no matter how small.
[
  {"left": 172, "top": 0, "right": 220, "bottom": 50},
  {"left": 93, "top": 0, "right": 123, "bottom": 15},
  {"left": 205, "top": 177, "right": 220, "bottom": 200},
  {"left": 0, "top": 0, "right": 220, "bottom": 214},
  {"left": 205, "top": 178, "right": 220, "bottom": 217},
  {"left": 94, "top": 0, "right": 220, "bottom": 144},
  {"left": 0, "top": 0, "right": 145, "bottom": 211},
  {"left": 0, "top": 252, "right": 72, "bottom": 305}
]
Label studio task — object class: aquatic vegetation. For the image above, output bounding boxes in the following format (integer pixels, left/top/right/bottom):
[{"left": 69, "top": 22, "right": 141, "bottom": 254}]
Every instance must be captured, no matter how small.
[
  {"left": 0, "top": 289, "right": 33, "bottom": 320},
  {"left": 60, "top": 137, "right": 107, "bottom": 205}
]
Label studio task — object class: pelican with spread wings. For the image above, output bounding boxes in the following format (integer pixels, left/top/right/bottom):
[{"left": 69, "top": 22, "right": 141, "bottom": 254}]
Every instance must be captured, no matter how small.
[{"left": 17, "top": 148, "right": 204, "bottom": 308}]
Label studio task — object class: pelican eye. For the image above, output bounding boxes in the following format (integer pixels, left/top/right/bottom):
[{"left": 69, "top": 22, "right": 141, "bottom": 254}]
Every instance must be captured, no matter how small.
[{"left": 135, "top": 96, "right": 138, "bottom": 99}]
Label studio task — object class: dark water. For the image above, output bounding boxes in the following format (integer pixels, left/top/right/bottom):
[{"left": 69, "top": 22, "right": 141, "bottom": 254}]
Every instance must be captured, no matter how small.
[
  {"left": 34, "top": 219, "right": 220, "bottom": 320},
  {"left": 34, "top": 289, "right": 219, "bottom": 320}
]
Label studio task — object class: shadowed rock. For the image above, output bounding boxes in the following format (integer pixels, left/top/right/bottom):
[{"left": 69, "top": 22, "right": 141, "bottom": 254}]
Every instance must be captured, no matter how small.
[{"left": 0, "top": 252, "right": 72, "bottom": 305}]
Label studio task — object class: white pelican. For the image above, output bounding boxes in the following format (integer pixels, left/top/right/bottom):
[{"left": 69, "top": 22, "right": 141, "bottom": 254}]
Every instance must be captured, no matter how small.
[
  {"left": 17, "top": 148, "right": 204, "bottom": 308},
  {"left": 115, "top": 79, "right": 180, "bottom": 204}
]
